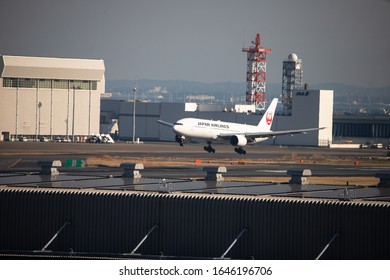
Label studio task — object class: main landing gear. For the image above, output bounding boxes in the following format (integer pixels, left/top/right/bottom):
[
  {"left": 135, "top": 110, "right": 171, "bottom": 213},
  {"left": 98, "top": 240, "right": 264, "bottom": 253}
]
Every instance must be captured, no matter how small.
[
  {"left": 234, "top": 147, "right": 246, "bottom": 155},
  {"left": 204, "top": 141, "right": 215, "bottom": 153}
]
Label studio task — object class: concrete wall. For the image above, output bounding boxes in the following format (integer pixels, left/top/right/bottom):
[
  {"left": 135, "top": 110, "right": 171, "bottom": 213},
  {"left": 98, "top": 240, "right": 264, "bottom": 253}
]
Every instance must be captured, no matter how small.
[
  {"left": 100, "top": 99, "right": 122, "bottom": 122},
  {"left": 272, "top": 90, "right": 333, "bottom": 146},
  {"left": 118, "top": 102, "right": 161, "bottom": 141},
  {"left": 0, "top": 82, "right": 103, "bottom": 139}
]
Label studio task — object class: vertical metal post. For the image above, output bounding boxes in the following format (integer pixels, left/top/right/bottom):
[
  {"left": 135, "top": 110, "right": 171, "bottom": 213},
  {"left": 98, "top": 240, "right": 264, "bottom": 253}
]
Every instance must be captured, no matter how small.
[
  {"left": 50, "top": 80, "right": 53, "bottom": 140},
  {"left": 132, "top": 87, "right": 137, "bottom": 143},
  {"left": 71, "top": 85, "right": 81, "bottom": 142},
  {"left": 220, "top": 227, "right": 248, "bottom": 259},
  {"left": 35, "top": 83, "right": 39, "bottom": 141},
  {"left": 66, "top": 83, "right": 70, "bottom": 141},
  {"left": 41, "top": 220, "right": 70, "bottom": 251},
  {"left": 72, "top": 84, "right": 76, "bottom": 142},
  {"left": 88, "top": 82, "right": 91, "bottom": 136},
  {"left": 37, "top": 102, "right": 42, "bottom": 139},
  {"left": 15, "top": 81, "right": 19, "bottom": 140},
  {"left": 315, "top": 233, "right": 339, "bottom": 260}
]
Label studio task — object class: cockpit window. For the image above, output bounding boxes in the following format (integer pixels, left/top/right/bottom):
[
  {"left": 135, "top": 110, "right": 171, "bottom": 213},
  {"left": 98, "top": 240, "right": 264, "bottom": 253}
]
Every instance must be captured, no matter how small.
[{"left": 174, "top": 122, "right": 183, "bottom": 125}]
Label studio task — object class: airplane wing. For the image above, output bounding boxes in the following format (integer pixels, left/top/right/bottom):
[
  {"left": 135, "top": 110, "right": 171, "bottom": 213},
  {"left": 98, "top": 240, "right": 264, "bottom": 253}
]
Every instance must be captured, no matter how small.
[
  {"left": 157, "top": 120, "right": 174, "bottom": 127},
  {"left": 219, "top": 127, "right": 326, "bottom": 139}
]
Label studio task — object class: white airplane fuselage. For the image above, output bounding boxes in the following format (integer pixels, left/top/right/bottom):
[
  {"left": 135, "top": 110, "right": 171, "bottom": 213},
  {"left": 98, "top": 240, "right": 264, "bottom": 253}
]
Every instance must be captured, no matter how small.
[{"left": 173, "top": 118, "right": 267, "bottom": 144}]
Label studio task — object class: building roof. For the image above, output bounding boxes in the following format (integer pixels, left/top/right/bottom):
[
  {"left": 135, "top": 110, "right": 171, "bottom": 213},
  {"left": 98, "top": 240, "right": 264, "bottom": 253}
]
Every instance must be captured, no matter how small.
[{"left": 0, "top": 55, "right": 104, "bottom": 80}]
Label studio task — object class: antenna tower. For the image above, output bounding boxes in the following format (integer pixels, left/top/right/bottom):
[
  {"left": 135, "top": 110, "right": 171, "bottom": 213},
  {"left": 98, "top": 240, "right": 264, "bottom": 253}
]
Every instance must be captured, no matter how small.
[
  {"left": 242, "top": 34, "right": 272, "bottom": 110},
  {"left": 282, "top": 53, "right": 303, "bottom": 110}
]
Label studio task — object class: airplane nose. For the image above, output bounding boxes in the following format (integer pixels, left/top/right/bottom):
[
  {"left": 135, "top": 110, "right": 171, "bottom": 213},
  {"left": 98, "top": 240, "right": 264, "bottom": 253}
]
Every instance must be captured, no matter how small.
[
  {"left": 173, "top": 124, "right": 181, "bottom": 134},
  {"left": 174, "top": 124, "right": 187, "bottom": 135}
]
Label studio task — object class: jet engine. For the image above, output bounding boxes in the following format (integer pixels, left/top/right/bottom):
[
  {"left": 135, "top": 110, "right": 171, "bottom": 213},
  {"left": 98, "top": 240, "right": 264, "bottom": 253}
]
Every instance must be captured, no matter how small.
[{"left": 229, "top": 135, "right": 247, "bottom": 146}]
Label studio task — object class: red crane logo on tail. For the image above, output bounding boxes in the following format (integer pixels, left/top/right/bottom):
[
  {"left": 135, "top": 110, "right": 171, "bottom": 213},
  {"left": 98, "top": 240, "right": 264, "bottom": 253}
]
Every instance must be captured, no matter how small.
[{"left": 266, "top": 111, "right": 273, "bottom": 125}]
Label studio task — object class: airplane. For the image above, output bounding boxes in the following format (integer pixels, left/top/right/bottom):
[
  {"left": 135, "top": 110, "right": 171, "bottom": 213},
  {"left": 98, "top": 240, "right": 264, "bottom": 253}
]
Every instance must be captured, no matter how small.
[{"left": 157, "top": 98, "right": 325, "bottom": 154}]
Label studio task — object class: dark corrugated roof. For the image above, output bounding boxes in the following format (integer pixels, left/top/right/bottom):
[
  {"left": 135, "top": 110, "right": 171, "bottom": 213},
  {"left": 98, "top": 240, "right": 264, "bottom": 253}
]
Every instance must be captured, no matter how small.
[{"left": 1, "top": 186, "right": 389, "bottom": 259}]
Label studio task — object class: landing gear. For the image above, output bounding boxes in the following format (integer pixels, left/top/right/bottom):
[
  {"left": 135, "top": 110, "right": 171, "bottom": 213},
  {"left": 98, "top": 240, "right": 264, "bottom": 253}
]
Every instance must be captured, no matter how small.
[
  {"left": 234, "top": 147, "right": 246, "bottom": 155},
  {"left": 175, "top": 135, "right": 185, "bottom": 146},
  {"left": 204, "top": 141, "right": 215, "bottom": 153}
]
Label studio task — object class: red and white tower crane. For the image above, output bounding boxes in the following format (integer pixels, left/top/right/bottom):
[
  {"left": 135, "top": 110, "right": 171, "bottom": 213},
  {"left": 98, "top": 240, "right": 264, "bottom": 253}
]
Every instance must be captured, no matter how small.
[{"left": 242, "top": 34, "right": 272, "bottom": 110}]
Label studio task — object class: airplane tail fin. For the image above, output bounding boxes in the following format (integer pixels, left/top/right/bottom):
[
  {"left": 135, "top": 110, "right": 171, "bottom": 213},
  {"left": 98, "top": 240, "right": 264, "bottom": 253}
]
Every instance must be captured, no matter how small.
[{"left": 257, "top": 98, "right": 278, "bottom": 131}]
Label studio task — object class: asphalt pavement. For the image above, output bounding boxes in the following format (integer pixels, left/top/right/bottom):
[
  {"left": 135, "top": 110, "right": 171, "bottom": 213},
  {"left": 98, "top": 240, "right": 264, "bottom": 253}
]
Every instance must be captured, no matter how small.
[{"left": 0, "top": 141, "right": 388, "bottom": 179}]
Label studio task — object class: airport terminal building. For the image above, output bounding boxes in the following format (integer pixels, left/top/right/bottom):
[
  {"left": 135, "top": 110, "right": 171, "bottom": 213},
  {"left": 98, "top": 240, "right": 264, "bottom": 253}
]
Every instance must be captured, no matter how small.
[{"left": 0, "top": 55, "right": 105, "bottom": 141}]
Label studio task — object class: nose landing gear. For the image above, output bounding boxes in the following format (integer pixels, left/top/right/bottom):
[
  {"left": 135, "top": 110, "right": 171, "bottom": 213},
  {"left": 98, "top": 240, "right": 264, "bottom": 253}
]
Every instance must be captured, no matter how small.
[{"left": 175, "top": 135, "right": 185, "bottom": 146}]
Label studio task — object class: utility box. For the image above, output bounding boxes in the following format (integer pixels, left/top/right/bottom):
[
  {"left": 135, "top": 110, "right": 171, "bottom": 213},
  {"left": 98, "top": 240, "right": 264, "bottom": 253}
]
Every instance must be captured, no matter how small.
[
  {"left": 203, "top": 166, "right": 227, "bottom": 182},
  {"left": 38, "top": 160, "right": 62, "bottom": 176},
  {"left": 1, "top": 132, "right": 10, "bottom": 141},
  {"left": 121, "top": 163, "right": 144, "bottom": 179},
  {"left": 288, "top": 169, "right": 312, "bottom": 185}
]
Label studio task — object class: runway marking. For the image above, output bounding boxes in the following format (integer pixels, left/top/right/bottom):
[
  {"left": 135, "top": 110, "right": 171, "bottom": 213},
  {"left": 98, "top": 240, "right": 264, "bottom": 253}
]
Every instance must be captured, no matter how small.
[
  {"left": 255, "top": 170, "right": 287, "bottom": 173},
  {"left": 336, "top": 167, "right": 390, "bottom": 170}
]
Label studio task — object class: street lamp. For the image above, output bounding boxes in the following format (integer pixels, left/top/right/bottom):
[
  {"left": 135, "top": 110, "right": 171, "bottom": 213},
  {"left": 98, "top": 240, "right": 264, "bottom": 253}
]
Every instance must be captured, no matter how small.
[
  {"left": 132, "top": 87, "right": 137, "bottom": 143},
  {"left": 72, "top": 85, "right": 81, "bottom": 142},
  {"left": 37, "top": 102, "right": 42, "bottom": 140}
]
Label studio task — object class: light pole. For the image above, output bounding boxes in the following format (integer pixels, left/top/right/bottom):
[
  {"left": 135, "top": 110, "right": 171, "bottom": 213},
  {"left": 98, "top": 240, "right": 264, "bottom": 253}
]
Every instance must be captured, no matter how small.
[
  {"left": 72, "top": 85, "right": 81, "bottom": 142},
  {"left": 132, "top": 87, "right": 137, "bottom": 143},
  {"left": 66, "top": 86, "right": 70, "bottom": 141},
  {"left": 37, "top": 102, "right": 42, "bottom": 140}
]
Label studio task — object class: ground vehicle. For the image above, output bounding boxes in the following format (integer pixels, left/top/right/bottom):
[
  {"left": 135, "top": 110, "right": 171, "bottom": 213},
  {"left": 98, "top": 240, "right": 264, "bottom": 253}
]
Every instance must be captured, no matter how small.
[{"left": 371, "top": 143, "right": 383, "bottom": 149}]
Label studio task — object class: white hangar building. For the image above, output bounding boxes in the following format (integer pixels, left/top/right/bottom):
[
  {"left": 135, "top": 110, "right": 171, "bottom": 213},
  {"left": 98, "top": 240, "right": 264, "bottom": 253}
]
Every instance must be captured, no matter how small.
[
  {"left": 102, "top": 89, "right": 333, "bottom": 147},
  {"left": 0, "top": 55, "right": 105, "bottom": 141}
]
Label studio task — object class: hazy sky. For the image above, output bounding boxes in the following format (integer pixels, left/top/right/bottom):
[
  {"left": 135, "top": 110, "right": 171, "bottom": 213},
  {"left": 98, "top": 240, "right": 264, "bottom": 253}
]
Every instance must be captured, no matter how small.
[{"left": 1, "top": 0, "right": 389, "bottom": 87}]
